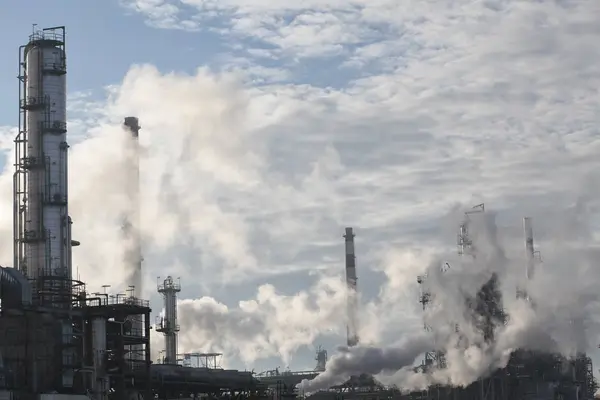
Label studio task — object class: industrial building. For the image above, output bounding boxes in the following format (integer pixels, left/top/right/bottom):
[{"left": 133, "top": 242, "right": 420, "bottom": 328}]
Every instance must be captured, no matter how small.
[{"left": 0, "top": 26, "right": 269, "bottom": 400}]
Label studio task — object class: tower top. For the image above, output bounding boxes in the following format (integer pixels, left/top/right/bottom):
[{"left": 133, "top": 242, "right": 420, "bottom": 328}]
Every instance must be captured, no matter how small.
[
  {"left": 123, "top": 116, "right": 140, "bottom": 137},
  {"left": 344, "top": 227, "right": 354, "bottom": 239}
]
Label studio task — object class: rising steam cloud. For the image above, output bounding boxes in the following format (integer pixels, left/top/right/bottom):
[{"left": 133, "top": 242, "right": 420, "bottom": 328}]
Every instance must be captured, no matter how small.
[
  {"left": 300, "top": 204, "right": 600, "bottom": 393},
  {"left": 2, "top": 1, "right": 600, "bottom": 372},
  {"left": 176, "top": 277, "right": 348, "bottom": 364},
  {"left": 301, "top": 337, "right": 432, "bottom": 391}
]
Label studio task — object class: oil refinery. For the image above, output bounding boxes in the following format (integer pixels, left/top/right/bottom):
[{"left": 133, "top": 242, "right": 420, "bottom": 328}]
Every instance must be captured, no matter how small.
[
  {"left": 0, "top": 26, "right": 265, "bottom": 400},
  {"left": 0, "top": 25, "right": 598, "bottom": 400}
]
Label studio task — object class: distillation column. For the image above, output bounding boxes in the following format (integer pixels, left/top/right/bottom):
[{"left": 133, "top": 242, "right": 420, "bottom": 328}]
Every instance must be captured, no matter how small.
[
  {"left": 92, "top": 317, "right": 108, "bottom": 399},
  {"left": 156, "top": 276, "right": 181, "bottom": 364},
  {"left": 15, "top": 26, "right": 71, "bottom": 304},
  {"left": 343, "top": 227, "right": 359, "bottom": 347},
  {"left": 14, "top": 26, "right": 76, "bottom": 388}
]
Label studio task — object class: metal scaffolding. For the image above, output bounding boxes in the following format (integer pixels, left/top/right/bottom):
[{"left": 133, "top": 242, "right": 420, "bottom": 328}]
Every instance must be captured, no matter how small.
[{"left": 156, "top": 276, "right": 181, "bottom": 364}]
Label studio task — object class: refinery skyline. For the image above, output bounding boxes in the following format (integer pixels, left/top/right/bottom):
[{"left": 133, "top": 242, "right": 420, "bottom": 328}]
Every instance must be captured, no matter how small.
[{"left": 0, "top": 0, "right": 600, "bottom": 378}]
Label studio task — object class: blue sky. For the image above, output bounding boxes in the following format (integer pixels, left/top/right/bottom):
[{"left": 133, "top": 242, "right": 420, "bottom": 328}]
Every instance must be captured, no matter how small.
[
  {"left": 0, "top": 0, "right": 223, "bottom": 125},
  {"left": 1, "top": 0, "right": 600, "bottom": 389}
]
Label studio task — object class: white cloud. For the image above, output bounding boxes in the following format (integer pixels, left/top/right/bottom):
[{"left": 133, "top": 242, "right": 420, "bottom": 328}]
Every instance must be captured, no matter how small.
[
  {"left": 120, "top": 0, "right": 600, "bottom": 71},
  {"left": 215, "top": 54, "right": 292, "bottom": 84},
  {"left": 121, "top": 0, "right": 189, "bottom": 31}
]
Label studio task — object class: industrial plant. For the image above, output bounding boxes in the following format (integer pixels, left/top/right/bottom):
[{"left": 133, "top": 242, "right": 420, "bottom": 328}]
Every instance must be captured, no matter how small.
[
  {"left": 0, "top": 25, "right": 598, "bottom": 400},
  {"left": 289, "top": 206, "right": 598, "bottom": 400},
  {"left": 0, "top": 27, "right": 266, "bottom": 400}
]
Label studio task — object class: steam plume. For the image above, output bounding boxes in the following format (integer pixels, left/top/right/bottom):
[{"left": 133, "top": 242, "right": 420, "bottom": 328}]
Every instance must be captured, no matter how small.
[
  {"left": 299, "top": 336, "right": 431, "bottom": 392},
  {"left": 301, "top": 203, "right": 600, "bottom": 392},
  {"left": 2, "top": 11, "right": 600, "bottom": 369}
]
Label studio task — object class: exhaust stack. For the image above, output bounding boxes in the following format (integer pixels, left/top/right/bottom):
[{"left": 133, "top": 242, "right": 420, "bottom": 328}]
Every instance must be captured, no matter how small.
[{"left": 344, "top": 227, "right": 359, "bottom": 347}]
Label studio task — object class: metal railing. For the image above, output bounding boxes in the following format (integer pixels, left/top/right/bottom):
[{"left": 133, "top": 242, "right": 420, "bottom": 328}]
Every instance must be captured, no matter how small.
[
  {"left": 40, "top": 120, "right": 67, "bottom": 133},
  {"left": 158, "top": 277, "right": 181, "bottom": 292},
  {"left": 106, "top": 295, "right": 149, "bottom": 308},
  {"left": 19, "top": 96, "right": 47, "bottom": 110},
  {"left": 123, "top": 327, "right": 145, "bottom": 338},
  {"left": 29, "top": 30, "right": 64, "bottom": 44}
]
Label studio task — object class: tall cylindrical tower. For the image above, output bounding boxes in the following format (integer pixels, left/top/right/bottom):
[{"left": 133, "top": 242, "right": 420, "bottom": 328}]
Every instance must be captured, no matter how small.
[
  {"left": 523, "top": 217, "right": 535, "bottom": 280},
  {"left": 14, "top": 26, "right": 77, "bottom": 389},
  {"left": 122, "top": 116, "right": 141, "bottom": 292},
  {"left": 343, "top": 227, "right": 359, "bottom": 347},
  {"left": 156, "top": 276, "right": 181, "bottom": 364},
  {"left": 14, "top": 26, "right": 71, "bottom": 307},
  {"left": 122, "top": 117, "right": 143, "bottom": 363}
]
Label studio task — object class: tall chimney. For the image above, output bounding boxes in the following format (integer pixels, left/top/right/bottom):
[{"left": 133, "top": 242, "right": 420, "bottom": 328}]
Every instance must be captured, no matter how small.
[
  {"left": 344, "top": 227, "right": 359, "bottom": 347},
  {"left": 523, "top": 217, "right": 535, "bottom": 280},
  {"left": 123, "top": 117, "right": 143, "bottom": 362},
  {"left": 122, "top": 117, "right": 142, "bottom": 292}
]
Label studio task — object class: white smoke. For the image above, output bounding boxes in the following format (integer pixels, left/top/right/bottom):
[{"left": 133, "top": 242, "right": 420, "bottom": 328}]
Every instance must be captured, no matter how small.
[
  {"left": 301, "top": 337, "right": 432, "bottom": 391},
  {"left": 2, "top": 0, "right": 600, "bottom": 372},
  {"left": 176, "top": 276, "right": 348, "bottom": 364},
  {"left": 300, "top": 203, "right": 600, "bottom": 393}
]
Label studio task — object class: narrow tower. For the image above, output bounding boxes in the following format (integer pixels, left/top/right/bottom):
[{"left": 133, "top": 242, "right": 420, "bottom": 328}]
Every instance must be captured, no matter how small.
[
  {"left": 518, "top": 217, "right": 540, "bottom": 302},
  {"left": 314, "top": 346, "right": 327, "bottom": 372},
  {"left": 458, "top": 204, "right": 505, "bottom": 342},
  {"left": 523, "top": 217, "right": 535, "bottom": 281},
  {"left": 14, "top": 26, "right": 76, "bottom": 387},
  {"left": 343, "top": 227, "right": 359, "bottom": 347},
  {"left": 122, "top": 116, "right": 141, "bottom": 293},
  {"left": 417, "top": 273, "right": 447, "bottom": 370},
  {"left": 457, "top": 203, "right": 485, "bottom": 257},
  {"left": 122, "top": 117, "right": 143, "bottom": 363},
  {"left": 156, "top": 276, "right": 181, "bottom": 364}
]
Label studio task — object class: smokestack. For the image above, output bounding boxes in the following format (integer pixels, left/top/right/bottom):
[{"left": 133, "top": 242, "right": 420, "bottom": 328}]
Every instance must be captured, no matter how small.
[
  {"left": 123, "top": 117, "right": 143, "bottom": 363},
  {"left": 122, "top": 116, "right": 142, "bottom": 293},
  {"left": 344, "top": 227, "right": 359, "bottom": 347},
  {"left": 124, "top": 116, "right": 140, "bottom": 137},
  {"left": 523, "top": 217, "right": 535, "bottom": 280}
]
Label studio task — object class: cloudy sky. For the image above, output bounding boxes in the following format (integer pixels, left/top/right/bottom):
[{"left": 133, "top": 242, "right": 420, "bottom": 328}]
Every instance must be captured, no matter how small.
[{"left": 0, "top": 0, "right": 600, "bottom": 375}]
